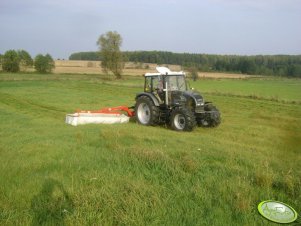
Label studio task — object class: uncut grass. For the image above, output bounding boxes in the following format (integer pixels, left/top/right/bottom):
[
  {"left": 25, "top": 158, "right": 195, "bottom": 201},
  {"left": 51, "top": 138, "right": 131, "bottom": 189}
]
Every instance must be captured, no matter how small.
[
  {"left": 192, "top": 78, "right": 301, "bottom": 102},
  {"left": 1, "top": 73, "right": 301, "bottom": 102},
  {"left": 0, "top": 75, "right": 300, "bottom": 225}
]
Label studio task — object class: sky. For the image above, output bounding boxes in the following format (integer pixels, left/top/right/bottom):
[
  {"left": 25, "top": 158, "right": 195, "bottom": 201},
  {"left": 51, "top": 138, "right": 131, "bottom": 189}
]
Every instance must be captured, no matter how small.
[{"left": 0, "top": 0, "right": 301, "bottom": 59}]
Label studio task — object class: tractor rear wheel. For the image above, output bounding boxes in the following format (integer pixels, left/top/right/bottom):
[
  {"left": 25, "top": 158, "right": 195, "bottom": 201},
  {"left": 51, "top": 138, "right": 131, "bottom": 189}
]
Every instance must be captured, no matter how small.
[
  {"left": 170, "top": 108, "right": 196, "bottom": 131},
  {"left": 135, "top": 96, "right": 159, "bottom": 126}
]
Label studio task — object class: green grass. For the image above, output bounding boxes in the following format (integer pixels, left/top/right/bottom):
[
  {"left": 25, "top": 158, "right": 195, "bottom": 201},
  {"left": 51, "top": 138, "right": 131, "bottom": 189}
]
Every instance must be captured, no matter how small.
[
  {"left": 192, "top": 77, "right": 301, "bottom": 102},
  {"left": 0, "top": 73, "right": 300, "bottom": 225}
]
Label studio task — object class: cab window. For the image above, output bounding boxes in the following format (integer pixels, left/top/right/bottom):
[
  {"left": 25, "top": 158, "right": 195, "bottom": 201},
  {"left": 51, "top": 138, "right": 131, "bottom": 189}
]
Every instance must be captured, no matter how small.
[
  {"left": 145, "top": 77, "right": 151, "bottom": 92},
  {"left": 145, "top": 76, "right": 163, "bottom": 92}
]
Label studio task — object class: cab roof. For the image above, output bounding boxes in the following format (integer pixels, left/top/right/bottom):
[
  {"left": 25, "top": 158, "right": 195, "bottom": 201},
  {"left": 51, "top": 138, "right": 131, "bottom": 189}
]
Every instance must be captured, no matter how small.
[{"left": 144, "top": 66, "right": 185, "bottom": 77}]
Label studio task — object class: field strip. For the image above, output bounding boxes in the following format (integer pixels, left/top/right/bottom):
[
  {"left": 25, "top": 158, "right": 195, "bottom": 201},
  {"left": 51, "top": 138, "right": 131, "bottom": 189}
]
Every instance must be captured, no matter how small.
[
  {"left": 1, "top": 79, "right": 299, "bottom": 104},
  {"left": 0, "top": 92, "right": 66, "bottom": 116},
  {"left": 203, "top": 91, "right": 301, "bottom": 105},
  {"left": 0, "top": 76, "right": 104, "bottom": 82}
]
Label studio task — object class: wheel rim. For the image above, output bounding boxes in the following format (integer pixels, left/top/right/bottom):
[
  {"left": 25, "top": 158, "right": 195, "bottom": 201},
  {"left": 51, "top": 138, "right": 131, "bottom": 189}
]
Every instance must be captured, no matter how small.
[
  {"left": 174, "top": 114, "right": 186, "bottom": 130},
  {"left": 137, "top": 103, "right": 151, "bottom": 124}
]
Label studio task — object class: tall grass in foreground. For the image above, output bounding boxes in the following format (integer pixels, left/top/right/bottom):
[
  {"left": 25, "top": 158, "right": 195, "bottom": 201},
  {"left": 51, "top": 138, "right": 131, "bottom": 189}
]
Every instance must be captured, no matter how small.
[{"left": 0, "top": 74, "right": 300, "bottom": 225}]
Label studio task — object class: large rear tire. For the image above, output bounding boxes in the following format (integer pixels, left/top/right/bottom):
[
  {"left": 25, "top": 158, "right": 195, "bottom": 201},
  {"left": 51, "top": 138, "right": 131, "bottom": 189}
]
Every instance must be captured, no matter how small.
[
  {"left": 170, "top": 108, "right": 196, "bottom": 131},
  {"left": 135, "top": 96, "right": 159, "bottom": 126}
]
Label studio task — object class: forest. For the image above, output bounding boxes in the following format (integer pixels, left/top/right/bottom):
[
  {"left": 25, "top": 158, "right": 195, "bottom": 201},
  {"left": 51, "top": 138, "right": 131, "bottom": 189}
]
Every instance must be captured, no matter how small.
[{"left": 69, "top": 51, "right": 301, "bottom": 77}]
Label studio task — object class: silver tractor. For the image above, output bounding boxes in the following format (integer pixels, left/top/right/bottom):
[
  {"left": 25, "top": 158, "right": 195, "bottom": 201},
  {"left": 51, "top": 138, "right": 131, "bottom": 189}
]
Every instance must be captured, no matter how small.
[{"left": 135, "top": 67, "right": 221, "bottom": 131}]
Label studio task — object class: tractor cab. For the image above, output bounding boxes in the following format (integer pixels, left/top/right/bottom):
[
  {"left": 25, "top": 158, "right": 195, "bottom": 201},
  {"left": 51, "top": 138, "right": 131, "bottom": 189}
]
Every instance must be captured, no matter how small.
[{"left": 144, "top": 67, "right": 189, "bottom": 106}]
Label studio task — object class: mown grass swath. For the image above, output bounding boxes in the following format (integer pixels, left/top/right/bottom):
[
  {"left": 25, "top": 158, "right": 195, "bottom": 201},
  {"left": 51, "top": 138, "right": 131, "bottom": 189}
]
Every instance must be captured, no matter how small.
[{"left": 0, "top": 73, "right": 300, "bottom": 225}]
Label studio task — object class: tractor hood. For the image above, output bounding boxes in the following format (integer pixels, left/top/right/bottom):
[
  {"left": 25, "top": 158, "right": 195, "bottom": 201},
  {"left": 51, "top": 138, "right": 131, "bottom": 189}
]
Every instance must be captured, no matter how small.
[
  {"left": 183, "top": 90, "right": 205, "bottom": 106},
  {"left": 170, "top": 90, "right": 205, "bottom": 107}
]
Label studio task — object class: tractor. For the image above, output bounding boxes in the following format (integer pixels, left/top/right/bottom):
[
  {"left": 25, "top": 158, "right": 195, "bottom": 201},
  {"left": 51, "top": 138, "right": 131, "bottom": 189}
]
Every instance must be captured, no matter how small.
[{"left": 134, "top": 67, "right": 221, "bottom": 131}]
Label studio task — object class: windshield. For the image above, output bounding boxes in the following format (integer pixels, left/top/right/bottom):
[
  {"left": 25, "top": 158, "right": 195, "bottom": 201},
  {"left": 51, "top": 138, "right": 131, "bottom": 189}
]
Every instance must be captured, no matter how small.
[{"left": 166, "top": 75, "right": 187, "bottom": 91}]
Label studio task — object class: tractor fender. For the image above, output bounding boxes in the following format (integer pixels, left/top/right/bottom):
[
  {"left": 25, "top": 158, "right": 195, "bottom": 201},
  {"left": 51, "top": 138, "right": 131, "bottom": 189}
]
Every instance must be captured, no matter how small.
[{"left": 135, "top": 93, "right": 160, "bottom": 106}]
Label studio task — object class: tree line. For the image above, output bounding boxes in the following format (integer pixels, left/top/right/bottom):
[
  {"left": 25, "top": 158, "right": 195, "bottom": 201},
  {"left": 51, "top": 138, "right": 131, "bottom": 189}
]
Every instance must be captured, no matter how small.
[
  {"left": 69, "top": 51, "right": 301, "bottom": 77},
  {"left": 0, "top": 50, "right": 55, "bottom": 73}
]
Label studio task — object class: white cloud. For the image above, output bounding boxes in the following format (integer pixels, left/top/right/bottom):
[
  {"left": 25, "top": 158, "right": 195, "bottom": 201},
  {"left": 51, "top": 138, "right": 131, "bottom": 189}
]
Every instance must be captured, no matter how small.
[{"left": 212, "top": 0, "right": 301, "bottom": 11}]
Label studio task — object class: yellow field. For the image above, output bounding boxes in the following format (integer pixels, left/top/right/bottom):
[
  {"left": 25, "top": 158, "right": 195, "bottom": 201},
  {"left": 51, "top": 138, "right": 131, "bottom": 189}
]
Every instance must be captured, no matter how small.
[
  {"left": 54, "top": 60, "right": 255, "bottom": 78},
  {"left": 0, "top": 60, "right": 256, "bottom": 78},
  {"left": 53, "top": 60, "right": 182, "bottom": 76}
]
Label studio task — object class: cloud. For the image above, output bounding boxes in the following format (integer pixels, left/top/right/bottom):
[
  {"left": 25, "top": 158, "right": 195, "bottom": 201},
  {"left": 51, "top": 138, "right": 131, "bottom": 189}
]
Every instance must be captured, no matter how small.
[
  {"left": 1, "top": 0, "right": 300, "bottom": 57},
  {"left": 212, "top": 0, "right": 301, "bottom": 11}
]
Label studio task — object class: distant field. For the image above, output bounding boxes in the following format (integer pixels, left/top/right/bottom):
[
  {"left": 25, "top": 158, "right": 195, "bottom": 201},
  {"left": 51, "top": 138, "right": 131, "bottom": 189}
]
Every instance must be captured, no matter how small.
[
  {"left": 54, "top": 60, "right": 254, "bottom": 78},
  {"left": 192, "top": 78, "right": 301, "bottom": 103},
  {"left": 1, "top": 72, "right": 299, "bottom": 102},
  {"left": 4, "top": 60, "right": 259, "bottom": 78},
  {"left": 0, "top": 73, "right": 300, "bottom": 225},
  {"left": 54, "top": 60, "right": 182, "bottom": 76}
]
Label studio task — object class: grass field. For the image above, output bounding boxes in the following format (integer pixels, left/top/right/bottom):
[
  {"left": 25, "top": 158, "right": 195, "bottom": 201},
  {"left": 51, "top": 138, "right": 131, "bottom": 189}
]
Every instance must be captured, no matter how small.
[{"left": 0, "top": 72, "right": 300, "bottom": 225}]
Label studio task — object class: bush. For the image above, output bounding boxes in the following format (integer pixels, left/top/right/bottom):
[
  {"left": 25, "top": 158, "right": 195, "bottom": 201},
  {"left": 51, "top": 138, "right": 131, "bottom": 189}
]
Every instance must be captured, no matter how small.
[
  {"left": 187, "top": 66, "right": 199, "bottom": 81},
  {"left": 34, "top": 54, "right": 55, "bottom": 73},
  {"left": 0, "top": 54, "right": 2, "bottom": 68},
  {"left": 18, "top": 50, "right": 33, "bottom": 68},
  {"left": 2, "top": 50, "right": 20, "bottom": 72}
]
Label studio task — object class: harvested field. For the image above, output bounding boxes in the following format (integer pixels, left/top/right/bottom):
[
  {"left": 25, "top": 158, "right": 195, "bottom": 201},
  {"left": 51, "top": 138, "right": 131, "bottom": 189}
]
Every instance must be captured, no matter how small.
[
  {"left": 53, "top": 60, "right": 256, "bottom": 78},
  {"left": 54, "top": 60, "right": 182, "bottom": 76},
  {"left": 1, "top": 60, "right": 258, "bottom": 78},
  {"left": 197, "top": 72, "right": 258, "bottom": 79}
]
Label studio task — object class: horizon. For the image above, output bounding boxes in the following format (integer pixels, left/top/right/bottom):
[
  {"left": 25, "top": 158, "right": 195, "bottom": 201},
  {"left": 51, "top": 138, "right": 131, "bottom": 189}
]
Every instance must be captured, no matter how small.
[{"left": 70, "top": 50, "right": 301, "bottom": 59}]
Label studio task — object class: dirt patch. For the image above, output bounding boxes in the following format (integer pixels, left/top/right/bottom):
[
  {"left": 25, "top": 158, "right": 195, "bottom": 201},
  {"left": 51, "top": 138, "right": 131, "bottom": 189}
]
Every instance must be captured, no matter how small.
[{"left": 197, "top": 72, "right": 259, "bottom": 79}]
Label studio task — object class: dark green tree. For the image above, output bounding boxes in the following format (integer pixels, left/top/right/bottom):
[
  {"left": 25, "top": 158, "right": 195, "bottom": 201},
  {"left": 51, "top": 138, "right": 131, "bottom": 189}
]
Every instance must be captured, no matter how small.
[
  {"left": 34, "top": 54, "right": 55, "bottom": 73},
  {"left": 97, "top": 31, "right": 123, "bottom": 79},
  {"left": 69, "top": 52, "right": 102, "bottom": 61},
  {"left": 2, "top": 50, "right": 20, "bottom": 72},
  {"left": 188, "top": 66, "right": 199, "bottom": 81},
  {"left": 68, "top": 51, "right": 301, "bottom": 78},
  {"left": 0, "top": 53, "right": 3, "bottom": 68},
  {"left": 18, "top": 50, "right": 33, "bottom": 69}
]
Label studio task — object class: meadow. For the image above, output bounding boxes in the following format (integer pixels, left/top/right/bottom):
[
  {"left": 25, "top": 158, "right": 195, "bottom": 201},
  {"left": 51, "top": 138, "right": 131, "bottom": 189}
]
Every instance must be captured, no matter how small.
[{"left": 0, "top": 72, "right": 300, "bottom": 225}]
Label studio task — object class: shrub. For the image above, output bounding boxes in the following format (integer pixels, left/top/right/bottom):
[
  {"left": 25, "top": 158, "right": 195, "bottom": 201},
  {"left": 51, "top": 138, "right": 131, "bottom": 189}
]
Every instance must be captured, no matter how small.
[
  {"left": 34, "top": 54, "right": 55, "bottom": 73},
  {"left": 2, "top": 50, "right": 20, "bottom": 72},
  {"left": 18, "top": 50, "right": 33, "bottom": 69},
  {"left": 187, "top": 66, "right": 198, "bottom": 81}
]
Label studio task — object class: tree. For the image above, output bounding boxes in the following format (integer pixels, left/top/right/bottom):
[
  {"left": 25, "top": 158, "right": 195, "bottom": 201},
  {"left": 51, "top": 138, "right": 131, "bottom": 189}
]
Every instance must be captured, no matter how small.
[
  {"left": 34, "top": 54, "right": 55, "bottom": 73},
  {"left": 188, "top": 66, "right": 199, "bottom": 81},
  {"left": 2, "top": 50, "right": 20, "bottom": 72},
  {"left": 18, "top": 50, "right": 33, "bottom": 69},
  {"left": 97, "top": 31, "right": 123, "bottom": 79},
  {"left": 0, "top": 53, "right": 3, "bottom": 68}
]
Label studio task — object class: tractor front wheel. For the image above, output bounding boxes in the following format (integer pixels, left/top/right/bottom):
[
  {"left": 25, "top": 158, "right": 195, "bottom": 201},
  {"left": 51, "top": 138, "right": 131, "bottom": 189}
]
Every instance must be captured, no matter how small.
[
  {"left": 170, "top": 108, "right": 196, "bottom": 131},
  {"left": 197, "top": 104, "right": 221, "bottom": 127}
]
